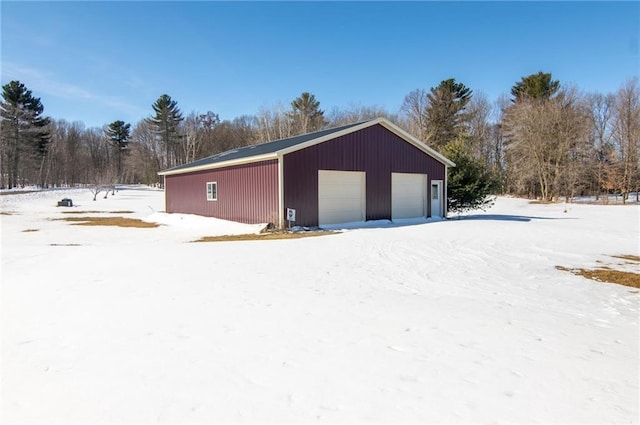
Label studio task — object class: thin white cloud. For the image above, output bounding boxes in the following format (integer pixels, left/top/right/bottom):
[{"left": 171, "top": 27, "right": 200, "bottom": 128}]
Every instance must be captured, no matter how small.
[
  {"left": 1, "top": 62, "right": 147, "bottom": 118},
  {"left": 2, "top": 62, "right": 93, "bottom": 100}
]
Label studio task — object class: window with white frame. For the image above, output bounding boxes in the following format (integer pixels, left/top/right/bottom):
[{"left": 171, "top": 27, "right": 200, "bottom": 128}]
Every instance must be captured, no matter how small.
[
  {"left": 206, "top": 182, "right": 217, "bottom": 201},
  {"left": 431, "top": 184, "right": 439, "bottom": 200}
]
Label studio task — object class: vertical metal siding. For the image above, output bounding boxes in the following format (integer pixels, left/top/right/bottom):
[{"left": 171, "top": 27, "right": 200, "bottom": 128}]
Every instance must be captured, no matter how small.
[
  {"left": 283, "top": 124, "right": 446, "bottom": 227},
  {"left": 165, "top": 160, "right": 279, "bottom": 224}
]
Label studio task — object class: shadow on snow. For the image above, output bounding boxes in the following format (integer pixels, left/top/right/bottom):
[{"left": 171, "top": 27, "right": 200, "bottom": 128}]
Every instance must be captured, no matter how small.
[{"left": 454, "top": 214, "right": 575, "bottom": 222}]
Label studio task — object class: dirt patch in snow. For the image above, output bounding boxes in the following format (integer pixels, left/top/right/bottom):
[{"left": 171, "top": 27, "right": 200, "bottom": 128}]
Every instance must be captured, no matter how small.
[
  {"left": 21, "top": 229, "right": 39, "bottom": 232},
  {"left": 612, "top": 254, "right": 640, "bottom": 263},
  {"left": 193, "top": 231, "right": 335, "bottom": 242},
  {"left": 0, "top": 190, "right": 40, "bottom": 196},
  {"left": 53, "top": 216, "right": 160, "bottom": 228},
  {"left": 556, "top": 260, "right": 640, "bottom": 289},
  {"left": 61, "top": 210, "right": 135, "bottom": 214}
]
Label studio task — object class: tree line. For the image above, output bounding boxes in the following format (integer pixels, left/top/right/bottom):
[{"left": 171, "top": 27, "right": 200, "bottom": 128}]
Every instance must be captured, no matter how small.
[{"left": 1, "top": 73, "right": 638, "bottom": 207}]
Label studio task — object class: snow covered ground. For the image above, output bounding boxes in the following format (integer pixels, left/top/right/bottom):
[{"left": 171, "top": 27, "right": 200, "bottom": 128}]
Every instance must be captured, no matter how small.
[{"left": 1, "top": 186, "right": 638, "bottom": 423}]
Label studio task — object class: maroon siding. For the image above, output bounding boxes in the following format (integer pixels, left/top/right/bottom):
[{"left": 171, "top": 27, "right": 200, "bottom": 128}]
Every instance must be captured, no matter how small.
[
  {"left": 283, "top": 124, "right": 446, "bottom": 227},
  {"left": 165, "top": 160, "right": 278, "bottom": 224}
]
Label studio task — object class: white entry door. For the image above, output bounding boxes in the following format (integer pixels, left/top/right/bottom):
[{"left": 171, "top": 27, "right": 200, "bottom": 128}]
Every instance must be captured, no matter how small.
[
  {"left": 318, "top": 170, "right": 366, "bottom": 225},
  {"left": 391, "top": 173, "right": 427, "bottom": 219},
  {"left": 430, "top": 180, "right": 443, "bottom": 218}
]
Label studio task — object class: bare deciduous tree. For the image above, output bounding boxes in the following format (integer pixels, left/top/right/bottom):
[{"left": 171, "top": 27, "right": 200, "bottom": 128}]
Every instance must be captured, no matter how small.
[
  {"left": 586, "top": 92, "right": 616, "bottom": 201},
  {"left": 256, "top": 103, "right": 294, "bottom": 142},
  {"left": 400, "top": 88, "right": 429, "bottom": 140},
  {"left": 611, "top": 78, "right": 640, "bottom": 203},
  {"left": 126, "top": 120, "right": 162, "bottom": 185},
  {"left": 182, "top": 112, "right": 202, "bottom": 165},
  {"left": 503, "top": 87, "right": 590, "bottom": 201},
  {"left": 466, "top": 93, "right": 493, "bottom": 165},
  {"left": 326, "top": 104, "right": 399, "bottom": 127}
]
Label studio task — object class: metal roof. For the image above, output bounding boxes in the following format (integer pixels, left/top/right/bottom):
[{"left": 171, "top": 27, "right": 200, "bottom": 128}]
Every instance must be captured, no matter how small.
[{"left": 160, "top": 121, "right": 367, "bottom": 174}]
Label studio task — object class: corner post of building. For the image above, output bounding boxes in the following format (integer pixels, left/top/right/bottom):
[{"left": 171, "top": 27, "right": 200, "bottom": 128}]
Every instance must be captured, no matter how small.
[
  {"left": 277, "top": 154, "right": 285, "bottom": 229},
  {"left": 443, "top": 165, "right": 449, "bottom": 218},
  {"left": 162, "top": 174, "right": 167, "bottom": 213}
]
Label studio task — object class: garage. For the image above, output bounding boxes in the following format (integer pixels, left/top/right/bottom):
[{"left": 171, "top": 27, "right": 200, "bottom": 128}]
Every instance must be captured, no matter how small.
[
  {"left": 391, "top": 172, "right": 427, "bottom": 219},
  {"left": 160, "top": 118, "right": 454, "bottom": 227},
  {"left": 318, "top": 170, "right": 365, "bottom": 225}
]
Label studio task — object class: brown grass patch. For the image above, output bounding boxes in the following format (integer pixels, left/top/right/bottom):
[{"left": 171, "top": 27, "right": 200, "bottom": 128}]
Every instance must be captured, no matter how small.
[
  {"left": 22, "top": 228, "right": 39, "bottom": 232},
  {"left": 556, "top": 265, "right": 640, "bottom": 289},
  {"left": 0, "top": 211, "right": 14, "bottom": 215},
  {"left": 0, "top": 190, "right": 39, "bottom": 196},
  {"left": 193, "top": 231, "right": 335, "bottom": 242},
  {"left": 611, "top": 254, "right": 640, "bottom": 263},
  {"left": 50, "top": 243, "right": 83, "bottom": 246},
  {"left": 61, "top": 210, "right": 134, "bottom": 214},
  {"left": 54, "top": 216, "right": 159, "bottom": 228}
]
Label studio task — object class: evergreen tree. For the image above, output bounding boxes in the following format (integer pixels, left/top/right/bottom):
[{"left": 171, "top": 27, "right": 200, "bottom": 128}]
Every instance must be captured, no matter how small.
[
  {"left": 0, "top": 81, "right": 50, "bottom": 188},
  {"left": 511, "top": 71, "right": 560, "bottom": 102},
  {"left": 424, "top": 78, "right": 472, "bottom": 150},
  {"left": 443, "top": 136, "right": 498, "bottom": 214},
  {"left": 105, "top": 120, "right": 131, "bottom": 180},
  {"left": 146, "top": 94, "right": 183, "bottom": 168},
  {"left": 290, "top": 92, "right": 326, "bottom": 134}
]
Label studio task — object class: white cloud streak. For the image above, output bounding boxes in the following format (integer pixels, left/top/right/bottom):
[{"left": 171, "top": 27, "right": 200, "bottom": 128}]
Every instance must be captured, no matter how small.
[{"left": 1, "top": 62, "right": 147, "bottom": 118}]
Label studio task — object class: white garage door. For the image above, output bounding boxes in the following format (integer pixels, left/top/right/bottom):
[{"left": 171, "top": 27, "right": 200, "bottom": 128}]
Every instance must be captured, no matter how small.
[
  {"left": 392, "top": 172, "right": 427, "bottom": 219},
  {"left": 318, "top": 170, "right": 365, "bottom": 225}
]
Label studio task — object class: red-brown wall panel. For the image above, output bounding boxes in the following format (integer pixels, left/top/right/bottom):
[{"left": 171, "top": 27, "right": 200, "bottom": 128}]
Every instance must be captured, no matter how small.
[
  {"left": 283, "top": 124, "right": 446, "bottom": 227},
  {"left": 164, "top": 160, "right": 279, "bottom": 224}
]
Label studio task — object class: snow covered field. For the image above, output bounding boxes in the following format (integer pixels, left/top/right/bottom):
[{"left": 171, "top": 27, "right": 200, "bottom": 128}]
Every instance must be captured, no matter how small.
[{"left": 1, "top": 186, "right": 638, "bottom": 423}]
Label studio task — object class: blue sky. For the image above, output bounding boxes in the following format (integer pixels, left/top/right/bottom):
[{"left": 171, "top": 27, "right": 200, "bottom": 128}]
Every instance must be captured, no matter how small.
[{"left": 1, "top": 1, "right": 638, "bottom": 128}]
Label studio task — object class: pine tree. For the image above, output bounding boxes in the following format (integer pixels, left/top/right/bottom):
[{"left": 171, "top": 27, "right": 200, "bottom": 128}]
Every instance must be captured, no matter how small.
[
  {"left": 0, "top": 81, "right": 50, "bottom": 188},
  {"left": 105, "top": 120, "right": 131, "bottom": 181},
  {"left": 511, "top": 71, "right": 560, "bottom": 102},
  {"left": 424, "top": 78, "right": 472, "bottom": 150},
  {"left": 146, "top": 94, "right": 183, "bottom": 168},
  {"left": 443, "top": 136, "right": 498, "bottom": 214},
  {"left": 290, "top": 92, "right": 326, "bottom": 134}
]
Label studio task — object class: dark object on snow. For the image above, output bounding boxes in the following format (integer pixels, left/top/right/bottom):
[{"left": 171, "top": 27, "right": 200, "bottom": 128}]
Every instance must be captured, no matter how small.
[
  {"left": 260, "top": 222, "right": 276, "bottom": 233},
  {"left": 57, "top": 198, "right": 73, "bottom": 207}
]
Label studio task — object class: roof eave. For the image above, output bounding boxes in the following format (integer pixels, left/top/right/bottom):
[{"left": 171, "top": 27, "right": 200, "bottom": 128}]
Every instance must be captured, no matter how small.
[{"left": 157, "top": 153, "right": 279, "bottom": 176}]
